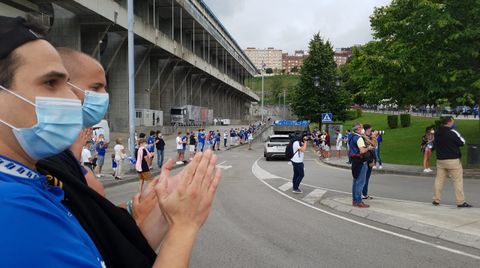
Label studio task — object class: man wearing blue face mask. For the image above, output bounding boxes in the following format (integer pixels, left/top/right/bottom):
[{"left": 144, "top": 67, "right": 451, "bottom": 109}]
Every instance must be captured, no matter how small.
[
  {"left": 0, "top": 15, "right": 222, "bottom": 268},
  {"left": 0, "top": 16, "right": 104, "bottom": 267}
]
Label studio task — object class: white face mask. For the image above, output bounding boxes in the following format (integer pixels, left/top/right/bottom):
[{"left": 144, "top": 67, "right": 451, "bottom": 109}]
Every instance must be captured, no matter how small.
[{"left": 361, "top": 129, "right": 366, "bottom": 135}]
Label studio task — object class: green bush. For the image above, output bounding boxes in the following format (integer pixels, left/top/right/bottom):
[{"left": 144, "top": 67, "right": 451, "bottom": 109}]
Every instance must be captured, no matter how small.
[
  {"left": 346, "top": 110, "right": 358, "bottom": 120},
  {"left": 387, "top": 115, "right": 399, "bottom": 129},
  {"left": 356, "top": 108, "right": 363, "bottom": 118},
  {"left": 400, "top": 114, "right": 411, "bottom": 128}
]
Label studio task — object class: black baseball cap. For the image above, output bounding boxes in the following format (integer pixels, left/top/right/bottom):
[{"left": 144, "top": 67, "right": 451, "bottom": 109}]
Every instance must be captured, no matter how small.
[{"left": 0, "top": 16, "right": 43, "bottom": 59}]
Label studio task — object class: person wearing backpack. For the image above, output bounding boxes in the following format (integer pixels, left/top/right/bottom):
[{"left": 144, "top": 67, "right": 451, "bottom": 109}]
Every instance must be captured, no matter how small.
[
  {"left": 289, "top": 134, "right": 308, "bottom": 194},
  {"left": 349, "top": 123, "right": 373, "bottom": 208}
]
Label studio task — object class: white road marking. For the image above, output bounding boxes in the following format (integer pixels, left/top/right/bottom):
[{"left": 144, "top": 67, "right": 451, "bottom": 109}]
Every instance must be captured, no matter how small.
[
  {"left": 251, "top": 161, "right": 282, "bottom": 180},
  {"left": 302, "top": 189, "right": 327, "bottom": 204},
  {"left": 216, "top": 161, "right": 232, "bottom": 170},
  {"left": 278, "top": 182, "right": 293, "bottom": 192},
  {"left": 252, "top": 159, "right": 480, "bottom": 260}
]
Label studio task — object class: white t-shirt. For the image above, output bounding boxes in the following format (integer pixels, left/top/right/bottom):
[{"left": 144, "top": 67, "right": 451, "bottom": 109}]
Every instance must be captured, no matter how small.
[
  {"left": 114, "top": 144, "right": 124, "bottom": 161},
  {"left": 336, "top": 133, "right": 343, "bottom": 146},
  {"left": 337, "top": 133, "right": 343, "bottom": 150},
  {"left": 81, "top": 148, "right": 92, "bottom": 163},
  {"left": 291, "top": 141, "right": 304, "bottom": 163},
  {"left": 176, "top": 136, "right": 183, "bottom": 150}
]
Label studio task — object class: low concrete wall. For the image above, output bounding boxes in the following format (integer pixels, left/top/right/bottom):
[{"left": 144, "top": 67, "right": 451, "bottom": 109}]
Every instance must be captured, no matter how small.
[{"left": 272, "top": 125, "right": 308, "bottom": 134}]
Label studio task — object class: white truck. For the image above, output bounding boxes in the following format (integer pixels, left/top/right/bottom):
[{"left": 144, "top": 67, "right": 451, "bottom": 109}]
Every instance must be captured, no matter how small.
[{"left": 170, "top": 105, "right": 202, "bottom": 126}]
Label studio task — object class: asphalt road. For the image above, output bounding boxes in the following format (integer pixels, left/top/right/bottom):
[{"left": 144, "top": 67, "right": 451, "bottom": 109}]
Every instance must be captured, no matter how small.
[{"left": 106, "top": 141, "right": 480, "bottom": 267}]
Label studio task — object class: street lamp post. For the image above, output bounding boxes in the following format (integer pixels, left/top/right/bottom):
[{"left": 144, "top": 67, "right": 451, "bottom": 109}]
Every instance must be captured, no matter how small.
[
  {"left": 127, "top": 0, "right": 135, "bottom": 158},
  {"left": 283, "top": 89, "right": 286, "bottom": 119},
  {"left": 261, "top": 61, "right": 265, "bottom": 122}
]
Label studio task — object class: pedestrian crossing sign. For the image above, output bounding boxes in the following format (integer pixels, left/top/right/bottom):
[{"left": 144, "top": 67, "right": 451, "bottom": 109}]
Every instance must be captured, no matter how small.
[{"left": 322, "top": 113, "right": 333, "bottom": 123}]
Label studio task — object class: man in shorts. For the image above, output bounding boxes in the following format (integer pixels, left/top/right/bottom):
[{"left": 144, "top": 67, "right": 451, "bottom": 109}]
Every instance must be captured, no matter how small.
[{"left": 176, "top": 131, "right": 184, "bottom": 165}]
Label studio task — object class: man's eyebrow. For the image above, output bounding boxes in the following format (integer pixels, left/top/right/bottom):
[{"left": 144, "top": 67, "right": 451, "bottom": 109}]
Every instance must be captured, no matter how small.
[
  {"left": 89, "top": 82, "right": 106, "bottom": 89},
  {"left": 40, "top": 71, "right": 68, "bottom": 80}
]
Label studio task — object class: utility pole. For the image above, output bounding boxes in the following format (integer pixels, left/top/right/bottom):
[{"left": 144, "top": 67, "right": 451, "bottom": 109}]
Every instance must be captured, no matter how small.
[
  {"left": 283, "top": 89, "right": 286, "bottom": 119},
  {"left": 127, "top": 0, "right": 135, "bottom": 157}
]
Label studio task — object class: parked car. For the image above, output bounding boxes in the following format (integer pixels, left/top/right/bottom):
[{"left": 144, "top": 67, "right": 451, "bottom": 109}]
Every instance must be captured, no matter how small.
[
  {"left": 453, "top": 106, "right": 472, "bottom": 116},
  {"left": 441, "top": 106, "right": 453, "bottom": 114},
  {"left": 264, "top": 134, "right": 291, "bottom": 161}
]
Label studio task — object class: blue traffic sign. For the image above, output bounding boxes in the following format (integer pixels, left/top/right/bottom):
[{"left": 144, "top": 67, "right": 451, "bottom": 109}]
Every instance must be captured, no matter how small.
[{"left": 322, "top": 113, "right": 333, "bottom": 123}]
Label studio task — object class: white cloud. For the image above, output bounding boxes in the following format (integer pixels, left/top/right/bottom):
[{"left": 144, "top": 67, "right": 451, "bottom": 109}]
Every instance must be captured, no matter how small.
[{"left": 203, "top": 0, "right": 391, "bottom": 54}]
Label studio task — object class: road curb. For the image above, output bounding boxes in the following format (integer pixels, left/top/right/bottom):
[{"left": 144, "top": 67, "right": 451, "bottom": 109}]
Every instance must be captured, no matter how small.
[
  {"left": 319, "top": 159, "right": 479, "bottom": 179},
  {"left": 320, "top": 197, "right": 480, "bottom": 250},
  {"left": 102, "top": 163, "right": 186, "bottom": 189}
]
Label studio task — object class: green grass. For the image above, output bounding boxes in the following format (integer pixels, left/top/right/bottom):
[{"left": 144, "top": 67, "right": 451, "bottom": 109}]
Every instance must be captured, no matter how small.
[
  {"left": 312, "top": 112, "right": 480, "bottom": 167},
  {"left": 246, "top": 75, "right": 300, "bottom": 104}
]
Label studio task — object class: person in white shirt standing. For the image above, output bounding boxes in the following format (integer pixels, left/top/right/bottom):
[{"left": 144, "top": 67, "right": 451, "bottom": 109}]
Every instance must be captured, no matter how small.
[
  {"left": 176, "top": 131, "right": 184, "bottom": 165},
  {"left": 335, "top": 129, "right": 343, "bottom": 158},
  {"left": 113, "top": 138, "right": 126, "bottom": 180},
  {"left": 291, "top": 135, "right": 308, "bottom": 193},
  {"left": 81, "top": 140, "right": 93, "bottom": 171}
]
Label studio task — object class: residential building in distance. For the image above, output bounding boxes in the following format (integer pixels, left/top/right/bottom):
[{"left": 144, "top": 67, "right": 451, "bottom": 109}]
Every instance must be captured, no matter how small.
[
  {"left": 282, "top": 50, "right": 305, "bottom": 74},
  {"left": 244, "top": 47, "right": 283, "bottom": 72},
  {"left": 334, "top": 47, "right": 353, "bottom": 66}
]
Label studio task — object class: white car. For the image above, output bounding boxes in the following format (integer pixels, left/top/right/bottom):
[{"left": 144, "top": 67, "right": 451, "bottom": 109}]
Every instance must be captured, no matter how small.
[{"left": 264, "top": 134, "right": 291, "bottom": 161}]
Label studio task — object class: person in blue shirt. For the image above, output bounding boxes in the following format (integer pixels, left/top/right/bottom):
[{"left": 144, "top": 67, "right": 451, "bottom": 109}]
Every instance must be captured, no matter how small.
[
  {"left": 198, "top": 129, "right": 206, "bottom": 152},
  {"left": 182, "top": 133, "right": 189, "bottom": 162},
  {"left": 215, "top": 130, "right": 221, "bottom": 151},
  {"left": 0, "top": 16, "right": 105, "bottom": 267},
  {"left": 345, "top": 129, "right": 353, "bottom": 164},
  {"left": 147, "top": 130, "right": 155, "bottom": 153},
  {"left": 374, "top": 131, "right": 383, "bottom": 169},
  {"left": 0, "top": 15, "right": 221, "bottom": 268},
  {"left": 94, "top": 134, "right": 108, "bottom": 177},
  {"left": 239, "top": 129, "right": 245, "bottom": 144}
]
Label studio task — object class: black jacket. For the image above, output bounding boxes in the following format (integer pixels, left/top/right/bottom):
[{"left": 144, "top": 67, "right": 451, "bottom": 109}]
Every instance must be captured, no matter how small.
[
  {"left": 434, "top": 126, "right": 465, "bottom": 160},
  {"left": 36, "top": 150, "right": 156, "bottom": 268}
]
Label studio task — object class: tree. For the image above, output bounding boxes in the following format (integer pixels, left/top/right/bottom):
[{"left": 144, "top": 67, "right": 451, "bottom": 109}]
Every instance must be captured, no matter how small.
[
  {"left": 290, "top": 66, "right": 299, "bottom": 73},
  {"left": 372, "top": 0, "right": 480, "bottom": 106},
  {"left": 347, "top": 0, "right": 480, "bottom": 108},
  {"left": 290, "top": 33, "right": 350, "bottom": 123}
]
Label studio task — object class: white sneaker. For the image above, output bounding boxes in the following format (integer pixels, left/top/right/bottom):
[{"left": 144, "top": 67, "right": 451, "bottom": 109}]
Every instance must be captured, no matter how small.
[
  {"left": 427, "top": 168, "right": 433, "bottom": 172},
  {"left": 176, "top": 161, "right": 183, "bottom": 165},
  {"left": 423, "top": 169, "right": 432, "bottom": 173},
  {"left": 372, "top": 166, "right": 377, "bottom": 169},
  {"left": 378, "top": 165, "right": 383, "bottom": 169},
  {"left": 96, "top": 174, "right": 101, "bottom": 178}
]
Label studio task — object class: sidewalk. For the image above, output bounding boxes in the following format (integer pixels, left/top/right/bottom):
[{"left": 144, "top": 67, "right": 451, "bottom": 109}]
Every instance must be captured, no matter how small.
[
  {"left": 98, "top": 124, "right": 271, "bottom": 188},
  {"left": 317, "top": 156, "right": 480, "bottom": 249},
  {"left": 320, "top": 156, "right": 480, "bottom": 179},
  {"left": 321, "top": 196, "right": 480, "bottom": 250}
]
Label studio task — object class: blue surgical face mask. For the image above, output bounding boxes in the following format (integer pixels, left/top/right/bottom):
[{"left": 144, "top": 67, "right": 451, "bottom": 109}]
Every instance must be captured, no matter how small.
[
  {"left": 68, "top": 82, "right": 109, "bottom": 128},
  {"left": 0, "top": 85, "right": 83, "bottom": 161},
  {"left": 451, "top": 123, "right": 457, "bottom": 129}
]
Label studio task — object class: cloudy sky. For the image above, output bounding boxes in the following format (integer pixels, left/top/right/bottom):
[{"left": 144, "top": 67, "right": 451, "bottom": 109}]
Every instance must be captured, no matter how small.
[{"left": 203, "top": 0, "right": 392, "bottom": 54}]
